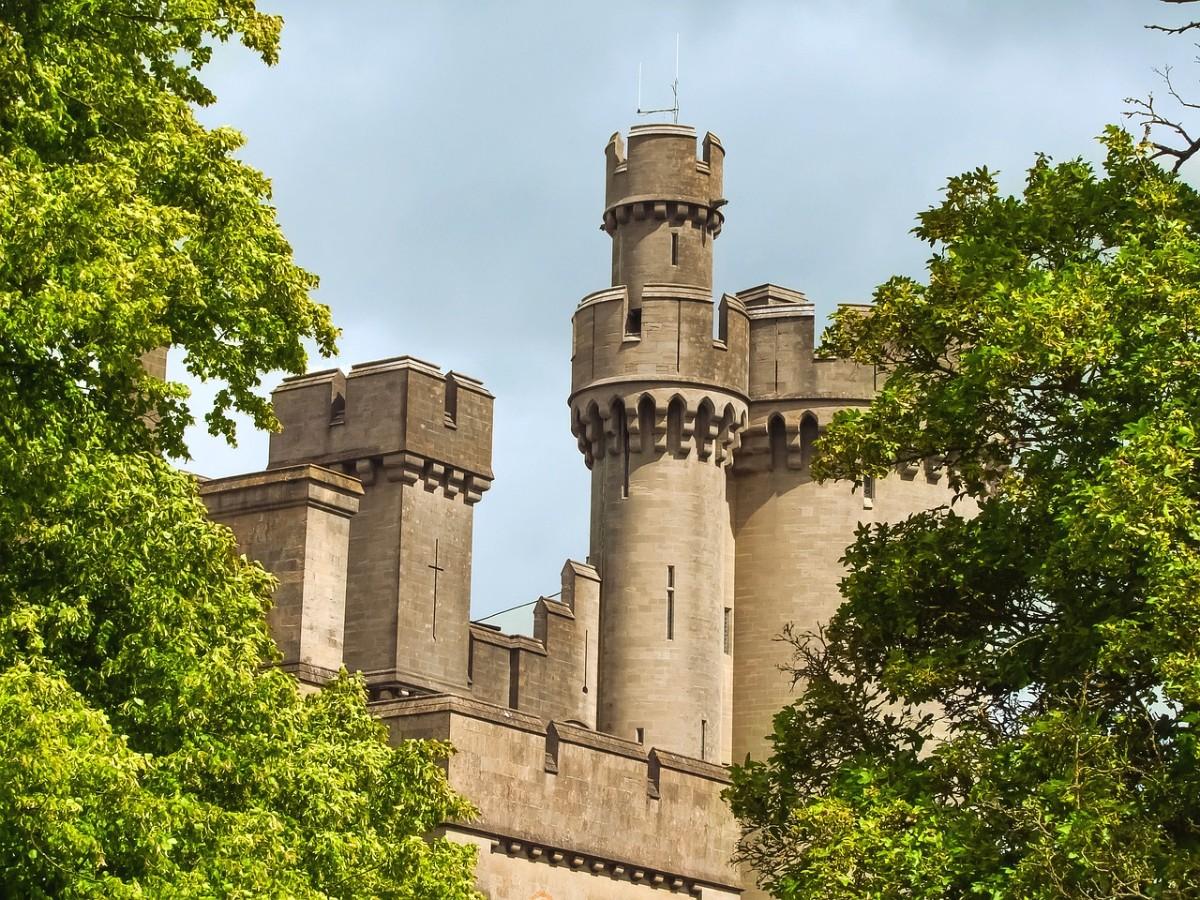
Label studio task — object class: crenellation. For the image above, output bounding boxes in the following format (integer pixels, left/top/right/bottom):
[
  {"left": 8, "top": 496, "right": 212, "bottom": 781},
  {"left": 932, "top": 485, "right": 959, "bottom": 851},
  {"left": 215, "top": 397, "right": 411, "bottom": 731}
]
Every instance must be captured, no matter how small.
[
  {"left": 269, "top": 355, "right": 494, "bottom": 497},
  {"left": 464, "top": 560, "right": 600, "bottom": 727},
  {"left": 379, "top": 693, "right": 742, "bottom": 895}
]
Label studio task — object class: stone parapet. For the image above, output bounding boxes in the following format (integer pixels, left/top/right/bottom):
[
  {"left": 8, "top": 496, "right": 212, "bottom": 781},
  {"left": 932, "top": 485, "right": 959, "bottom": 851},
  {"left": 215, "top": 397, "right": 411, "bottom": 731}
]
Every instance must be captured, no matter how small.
[
  {"left": 570, "top": 285, "right": 749, "bottom": 439},
  {"left": 268, "top": 356, "right": 493, "bottom": 504},
  {"left": 377, "top": 693, "right": 741, "bottom": 896},
  {"left": 468, "top": 560, "right": 600, "bottom": 728},
  {"left": 605, "top": 125, "right": 725, "bottom": 235},
  {"left": 739, "top": 284, "right": 875, "bottom": 404}
]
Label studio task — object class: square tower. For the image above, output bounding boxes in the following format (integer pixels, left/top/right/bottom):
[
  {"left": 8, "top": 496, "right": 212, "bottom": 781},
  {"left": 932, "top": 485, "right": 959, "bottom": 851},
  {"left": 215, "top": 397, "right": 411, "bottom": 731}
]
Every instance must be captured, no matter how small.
[{"left": 269, "top": 356, "right": 493, "bottom": 696}]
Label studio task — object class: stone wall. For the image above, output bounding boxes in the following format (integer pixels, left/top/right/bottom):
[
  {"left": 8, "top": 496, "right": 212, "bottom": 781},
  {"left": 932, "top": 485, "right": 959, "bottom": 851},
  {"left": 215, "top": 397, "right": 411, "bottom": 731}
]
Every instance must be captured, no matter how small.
[
  {"left": 199, "top": 465, "right": 362, "bottom": 685},
  {"left": 468, "top": 561, "right": 600, "bottom": 728},
  {"left": 378, "top": 694, "right": 742, "bottom": 898}
]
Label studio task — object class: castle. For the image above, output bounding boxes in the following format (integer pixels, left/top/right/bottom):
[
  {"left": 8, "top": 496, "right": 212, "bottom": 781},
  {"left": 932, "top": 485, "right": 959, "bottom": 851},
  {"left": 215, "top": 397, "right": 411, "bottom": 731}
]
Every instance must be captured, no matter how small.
[{"left": 196, "top": 124, "right": 951, "bottom": 898}]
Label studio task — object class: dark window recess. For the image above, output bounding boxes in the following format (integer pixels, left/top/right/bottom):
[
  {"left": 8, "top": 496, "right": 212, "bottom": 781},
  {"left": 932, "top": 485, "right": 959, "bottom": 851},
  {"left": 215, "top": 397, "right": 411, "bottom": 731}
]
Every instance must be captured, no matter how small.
[
  {"left": 666, "top": 565, "right": 676, "bottom": 640},
  {"left": 768, "top": 415, "right": 787, "bottom": 470},
  {"left": 329, "top": 392, "right": 346, "bottom": 425},
  {"left": 670, "top": 232, "right": 679, "bottom": 266},
  {"left": 636, "top": 727, "right": 645, "bottom": 744},
  {"left": 625, "top": 307, "right": 642, "bottom": 336},
  {"left": 443, "top": 375, "right": 458, "bottom": 427},
  {"left": 723, "top": 607, "right": 733, "bottom": 655}
]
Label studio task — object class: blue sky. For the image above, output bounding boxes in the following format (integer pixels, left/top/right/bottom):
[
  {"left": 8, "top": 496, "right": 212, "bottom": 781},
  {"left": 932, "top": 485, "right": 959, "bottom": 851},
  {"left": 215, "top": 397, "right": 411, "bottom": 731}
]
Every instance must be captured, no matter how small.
[{"left": 179, "top": 1, "right": 1196, "bottom": 618}]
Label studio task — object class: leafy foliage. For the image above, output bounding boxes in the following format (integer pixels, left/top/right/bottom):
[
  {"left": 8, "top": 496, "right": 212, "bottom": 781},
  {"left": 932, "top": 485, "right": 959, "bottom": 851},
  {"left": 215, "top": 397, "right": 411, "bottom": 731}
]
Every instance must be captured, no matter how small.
[
  {"left": 726, "top": 129, "right": 1200, "bottom": 897},
  {"left": 0, "top": 2, "right": 478, "bottom": 896}
]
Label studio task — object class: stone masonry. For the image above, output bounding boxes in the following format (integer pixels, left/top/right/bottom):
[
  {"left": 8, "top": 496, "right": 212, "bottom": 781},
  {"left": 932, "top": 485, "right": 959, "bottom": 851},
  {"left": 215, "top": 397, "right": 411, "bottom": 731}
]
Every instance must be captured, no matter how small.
[{"left": 198, "top": 123, "right": 954, "bottom": 898}]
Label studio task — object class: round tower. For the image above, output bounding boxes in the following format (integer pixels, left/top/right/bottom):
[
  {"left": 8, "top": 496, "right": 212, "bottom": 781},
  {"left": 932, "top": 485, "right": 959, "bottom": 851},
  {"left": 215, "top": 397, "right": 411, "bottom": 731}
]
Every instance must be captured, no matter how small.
[
  {"left": 569, "top": 124, "right": 746, "bottom": 763},
  {"left": 728, "top": 289, "right": 965, "bottom": 763}
]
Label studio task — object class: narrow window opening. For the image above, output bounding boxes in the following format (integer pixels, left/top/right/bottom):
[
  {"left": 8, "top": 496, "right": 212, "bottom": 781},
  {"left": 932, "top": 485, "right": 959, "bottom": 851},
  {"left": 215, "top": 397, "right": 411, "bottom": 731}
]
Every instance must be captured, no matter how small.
[
  {"left": 863, "top": 475, "right": 876, "bottom": 509},
  {"left": 582, "top": 629, "right": 590, "bottom": 694},
  {"left": 723, "top": 607, "right": 733, "bottom": 655},
  {"left": 636, "top": 727, "right": 645, "bottom": 744},
  {"left": 508, "top": 650, "right": 520, "bottom": 709},
  {"left": 619, "top": 404, "right": 630, "bottom": 498},
  {"left": 700, "top": 719, "right": 708, "bottom": 759},
  {"left": 624, "top": 307, "right": 642, "bottom": 336},
  {"left": 443, "top": 375, "right": 458, "bottom": 428},
  {"left": 666, "top": 565, "right": 675, "bottom": 640},
  {"left": 329, "top": 392, "right": 346, "bottom": 426},
  {"left": 670, "top": 231, "right": 679, "bottom": 266}
]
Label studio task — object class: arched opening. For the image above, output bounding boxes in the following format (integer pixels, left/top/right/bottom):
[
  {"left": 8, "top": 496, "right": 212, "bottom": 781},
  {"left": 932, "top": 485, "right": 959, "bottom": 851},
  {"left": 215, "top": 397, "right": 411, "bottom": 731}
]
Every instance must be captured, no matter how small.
[
  {"left": 667, "top": 396, "right": 686, "bottom": 458},
  {"left": 800, "top": 413, "right": 819, "bottom": 472},
  {"left": 638, "top": 394, "right": 656, "bottom": 455},
  {"left": 694, "top": 399, "right": 714, "bottom": 460},
  {"left": 768, "top": 414, "right": 787, "bottom": 471}
]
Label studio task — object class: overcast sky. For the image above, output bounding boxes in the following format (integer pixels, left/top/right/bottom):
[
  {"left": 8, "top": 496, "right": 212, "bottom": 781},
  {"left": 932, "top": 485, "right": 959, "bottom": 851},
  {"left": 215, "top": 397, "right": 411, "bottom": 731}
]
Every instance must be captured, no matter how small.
[{"left": 178, "top": 1, "right": 1197, "bottom": 618}]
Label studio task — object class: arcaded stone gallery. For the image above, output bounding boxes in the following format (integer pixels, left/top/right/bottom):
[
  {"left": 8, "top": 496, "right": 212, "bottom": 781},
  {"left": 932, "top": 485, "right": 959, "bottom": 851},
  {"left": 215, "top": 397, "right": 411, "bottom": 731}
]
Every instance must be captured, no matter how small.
[{"left": 198, "top": 124, "right": 952, "bottom": 898}]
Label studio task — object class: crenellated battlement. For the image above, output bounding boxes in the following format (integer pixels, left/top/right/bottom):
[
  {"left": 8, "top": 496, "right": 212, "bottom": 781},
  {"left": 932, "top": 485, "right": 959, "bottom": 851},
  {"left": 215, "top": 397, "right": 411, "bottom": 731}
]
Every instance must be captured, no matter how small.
[
  {"left": 604, "top": 124, "right": 725, "bottom": 235},
  {"left": 740, "top": 285, "right": 876, "bottom": 404},
  {"left": 269, "top": 355, "right": 493, "bottom": 505},
  {"left": 603, "top": 125, "right": 727, "bottom": 304},
  {"left": 378, "top": 693, "right": 740, "bottom": 895},
  {"left": 467, "top": 560, "right": 600, "bottom": 728},
  {"left": 571, "top": 285, "right": 749, "bottom": 401}
]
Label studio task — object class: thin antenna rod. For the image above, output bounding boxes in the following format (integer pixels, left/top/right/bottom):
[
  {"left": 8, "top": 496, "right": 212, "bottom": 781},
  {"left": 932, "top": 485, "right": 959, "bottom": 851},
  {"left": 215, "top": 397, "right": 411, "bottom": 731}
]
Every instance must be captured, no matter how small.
[
  {"left": 674, "top": 33, "right": 680, "bottom": 124},
  {"left": 636, "top": 34, "right": 681, "bottom": 124}
]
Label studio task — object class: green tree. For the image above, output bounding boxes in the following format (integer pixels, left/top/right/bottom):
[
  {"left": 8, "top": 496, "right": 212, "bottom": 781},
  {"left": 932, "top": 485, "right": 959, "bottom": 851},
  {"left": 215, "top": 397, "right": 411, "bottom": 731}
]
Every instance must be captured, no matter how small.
[
  {"left": 726, "top": 129, "right": 1200, "bottom": 898},
  {"left": 0, "top": 2, "right": 477, "bottom": 896}
]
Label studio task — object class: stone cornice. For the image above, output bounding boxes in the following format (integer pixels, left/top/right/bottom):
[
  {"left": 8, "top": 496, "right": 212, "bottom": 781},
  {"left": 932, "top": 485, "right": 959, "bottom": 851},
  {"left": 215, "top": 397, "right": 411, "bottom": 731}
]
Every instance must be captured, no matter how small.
[{"left": 199, "top": 464, "right": 363, "bottom": 518}]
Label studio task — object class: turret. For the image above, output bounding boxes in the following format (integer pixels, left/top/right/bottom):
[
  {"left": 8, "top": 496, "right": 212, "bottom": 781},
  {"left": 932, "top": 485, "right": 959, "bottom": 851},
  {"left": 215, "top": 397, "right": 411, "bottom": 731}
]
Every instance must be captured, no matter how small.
[
  {"left": 570, "top": 126, "right": 743, "bottom": 763},
  {"left": 603, "top": 125, "right": 726, "bottom": 310}
]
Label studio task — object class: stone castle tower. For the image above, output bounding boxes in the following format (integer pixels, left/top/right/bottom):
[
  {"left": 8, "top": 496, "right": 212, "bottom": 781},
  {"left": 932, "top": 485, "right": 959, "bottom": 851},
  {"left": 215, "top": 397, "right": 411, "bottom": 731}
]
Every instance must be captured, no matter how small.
[
  {"left": 198, "top": 123, "right": 954, "bottom": 898},
  {"left": 570, "top": 123, "right": 952, "bottom": 769}
]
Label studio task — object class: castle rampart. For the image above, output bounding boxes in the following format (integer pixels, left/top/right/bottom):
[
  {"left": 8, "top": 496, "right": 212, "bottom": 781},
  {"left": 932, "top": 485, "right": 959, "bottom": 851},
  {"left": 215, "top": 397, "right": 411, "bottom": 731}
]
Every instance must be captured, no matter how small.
[
  {"left": 192, "top": 119, "right": 974, "bottom": 898},
  {"left": 466, "top": 560, "right": 600, "bottom": 728},
  {"left": 380, "top": 693, "right": 741, "bottom": 898},
  {"left": 729, "top": 288, "right": 957, "bottom": 764}
]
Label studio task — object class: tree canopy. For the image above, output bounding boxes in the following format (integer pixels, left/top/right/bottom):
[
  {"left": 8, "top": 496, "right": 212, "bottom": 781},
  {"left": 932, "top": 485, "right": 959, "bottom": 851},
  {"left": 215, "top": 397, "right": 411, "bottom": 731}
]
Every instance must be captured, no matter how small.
[
  {"left": 0, "top": 2, "right": 477, "bottom": 895},
  {"left": 726, "top": 128, "right": 1200, "bottom": 898}
]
